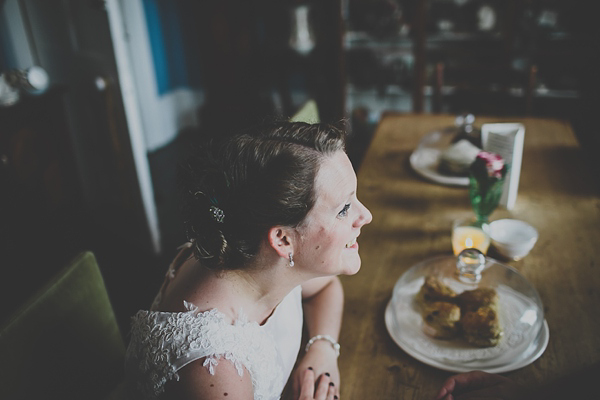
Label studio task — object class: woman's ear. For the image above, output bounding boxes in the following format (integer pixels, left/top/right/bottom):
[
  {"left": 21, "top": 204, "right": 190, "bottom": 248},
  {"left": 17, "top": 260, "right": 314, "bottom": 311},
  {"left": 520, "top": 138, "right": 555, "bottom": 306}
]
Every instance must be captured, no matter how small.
[{"left": 267, "top": 226, "right": 294, "bottom": 259}]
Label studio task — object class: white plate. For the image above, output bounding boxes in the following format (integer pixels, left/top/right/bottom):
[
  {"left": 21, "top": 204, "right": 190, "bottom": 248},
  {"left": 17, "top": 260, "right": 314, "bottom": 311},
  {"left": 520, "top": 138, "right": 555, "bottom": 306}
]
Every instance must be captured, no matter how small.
[
  {"left": 409, "top": 130, "right": 470, "bottom": 187},
  {"left": 385, "top": 298, "right": 549, "bottom": 373}
]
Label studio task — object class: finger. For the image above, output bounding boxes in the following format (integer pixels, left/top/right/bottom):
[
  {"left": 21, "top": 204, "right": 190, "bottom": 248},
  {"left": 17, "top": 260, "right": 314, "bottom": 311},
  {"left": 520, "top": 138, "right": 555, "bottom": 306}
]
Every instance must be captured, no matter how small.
[
  {"left": 314, "top": 373, "right": 331, "bottom": 399},
  {"left": 299, "top": 368, "right": 316, "bottom": 399},
  {"left": 438, "top": 370, "right": 502, "bottom": 398},
  {"left": 330, "top": 375, "right": 340, "bottom": 397},
  {"left": 326, "top": 382, "right": 336, "bottom": 400},
  {"left": 435, "top": 377, "right": 457, "bottom": 399}
]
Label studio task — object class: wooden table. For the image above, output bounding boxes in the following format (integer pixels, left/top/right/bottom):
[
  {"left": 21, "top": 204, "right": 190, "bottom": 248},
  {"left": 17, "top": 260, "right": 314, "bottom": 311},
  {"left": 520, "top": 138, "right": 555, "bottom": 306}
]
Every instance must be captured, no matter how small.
[{"left": 338, "top": 114, "right": 600, "bottom": 399}]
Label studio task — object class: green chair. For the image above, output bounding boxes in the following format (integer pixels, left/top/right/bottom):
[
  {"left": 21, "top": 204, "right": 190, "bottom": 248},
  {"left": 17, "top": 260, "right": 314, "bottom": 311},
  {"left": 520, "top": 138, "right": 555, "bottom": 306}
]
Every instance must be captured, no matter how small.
[
  {"left": 290, "top": 99, "right": 320, "bottom": 123},
  {"left": 0, "top": 251, "right": 126, "bottom": 400}
]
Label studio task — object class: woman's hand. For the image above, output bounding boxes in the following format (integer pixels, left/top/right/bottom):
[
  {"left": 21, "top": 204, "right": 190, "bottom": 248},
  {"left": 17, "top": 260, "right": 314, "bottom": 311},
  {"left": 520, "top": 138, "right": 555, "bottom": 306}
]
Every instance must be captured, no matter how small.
[
  {"left": 298, "top": 368, "right": 337, "bottom": 400},
  {"left": 293, "top": 340, "right": 340, "bottom": 399},
  {"left": 434, "top": 370, "right": 527, "bottom": 400}
]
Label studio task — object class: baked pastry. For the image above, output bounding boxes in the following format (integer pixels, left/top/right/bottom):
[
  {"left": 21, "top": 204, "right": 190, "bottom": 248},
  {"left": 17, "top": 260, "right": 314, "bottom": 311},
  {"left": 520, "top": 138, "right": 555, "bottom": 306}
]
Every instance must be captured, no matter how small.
[
  {"left": 416, "top": 276, "right": 457, "bottom": 308},
  {"left": 456, "top": 288, "right": 499, "bottom": 313},
  {"left": 460, "top": 306, "right": 503, "bottom": 347},
  {"left": 415, "top": 278, "right": 503, "bottom": 347},
  {"left": 439, "top": 139, "right": 481, "bottom": 175},
  {"left": 421, "top": 301, "right": 461, "bottom": 339}
]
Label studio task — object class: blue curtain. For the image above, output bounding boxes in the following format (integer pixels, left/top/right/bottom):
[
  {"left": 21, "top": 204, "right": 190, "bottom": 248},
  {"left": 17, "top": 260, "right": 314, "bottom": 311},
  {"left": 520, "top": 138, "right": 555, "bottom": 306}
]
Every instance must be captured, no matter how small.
[
  {"left": 0, "top": 22, "right": 13, "bottom": 69},
  {"left": 142, "top": 0, "right": 202, "bottom": 95}
]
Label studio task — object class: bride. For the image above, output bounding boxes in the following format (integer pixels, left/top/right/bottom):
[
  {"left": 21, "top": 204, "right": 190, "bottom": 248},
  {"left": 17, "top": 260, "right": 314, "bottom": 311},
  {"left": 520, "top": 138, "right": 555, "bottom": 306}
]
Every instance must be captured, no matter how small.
[{"left": 124, "top": 121, "right": 372, "bottom": 400}]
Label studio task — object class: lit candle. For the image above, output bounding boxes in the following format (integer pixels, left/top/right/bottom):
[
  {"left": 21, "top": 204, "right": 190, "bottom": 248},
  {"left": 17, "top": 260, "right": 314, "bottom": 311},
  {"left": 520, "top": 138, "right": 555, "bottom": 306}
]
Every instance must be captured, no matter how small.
[{"left": 452, "top": 226, "right": 490, "bottom": 255}]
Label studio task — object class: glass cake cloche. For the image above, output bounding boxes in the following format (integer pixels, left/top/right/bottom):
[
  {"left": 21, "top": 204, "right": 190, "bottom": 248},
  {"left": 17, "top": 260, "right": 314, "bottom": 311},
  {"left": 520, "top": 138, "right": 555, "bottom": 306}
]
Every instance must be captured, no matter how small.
[{"left": 384, "top": 249, "right": 549, "bottom": 373}]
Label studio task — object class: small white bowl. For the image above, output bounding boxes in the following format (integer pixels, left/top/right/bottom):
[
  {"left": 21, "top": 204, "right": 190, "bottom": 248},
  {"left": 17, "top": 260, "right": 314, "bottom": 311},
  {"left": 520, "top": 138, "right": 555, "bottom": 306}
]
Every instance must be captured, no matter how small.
[{"left": 488, "top": 219, "right": 539, "bottom": 260}]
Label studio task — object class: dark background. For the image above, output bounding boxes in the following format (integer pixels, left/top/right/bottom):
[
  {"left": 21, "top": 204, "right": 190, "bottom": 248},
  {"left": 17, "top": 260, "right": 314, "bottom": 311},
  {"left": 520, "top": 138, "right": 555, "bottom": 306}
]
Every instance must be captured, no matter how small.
[{"left": 1, "top": 0, "right": 598, "bottom": 336}]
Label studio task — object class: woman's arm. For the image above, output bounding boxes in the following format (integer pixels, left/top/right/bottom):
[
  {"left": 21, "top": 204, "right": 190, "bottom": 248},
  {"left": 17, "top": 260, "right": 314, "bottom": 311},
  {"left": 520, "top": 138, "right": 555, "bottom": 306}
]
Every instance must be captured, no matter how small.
[
  {"left": 293, "top": 276, "right": 344, "bottom": 399},
  {"left": 164, "top": 357, "right": 254, "bottom": 400}
]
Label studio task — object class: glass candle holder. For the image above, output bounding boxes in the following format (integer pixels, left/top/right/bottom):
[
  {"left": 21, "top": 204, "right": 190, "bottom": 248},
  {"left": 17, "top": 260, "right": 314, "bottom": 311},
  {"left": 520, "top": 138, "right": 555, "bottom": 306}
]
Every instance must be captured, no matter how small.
[{"left": 452, "top": 216, "right": 491, "bottom": 256}]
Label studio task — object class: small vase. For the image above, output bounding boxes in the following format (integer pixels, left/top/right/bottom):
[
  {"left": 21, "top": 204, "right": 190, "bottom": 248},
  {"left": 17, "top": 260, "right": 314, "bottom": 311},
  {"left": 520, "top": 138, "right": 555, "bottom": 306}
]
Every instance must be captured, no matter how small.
[{"left": 469, "top": 174, "right": 505, "bottom": 225}]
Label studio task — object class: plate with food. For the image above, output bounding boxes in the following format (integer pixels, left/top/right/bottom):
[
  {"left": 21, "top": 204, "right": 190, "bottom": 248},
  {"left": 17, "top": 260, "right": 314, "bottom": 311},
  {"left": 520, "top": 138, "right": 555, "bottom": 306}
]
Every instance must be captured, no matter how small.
[
  {"left": 385, "top": 251, "right": 549, "bottom": 373},
  {"left": 409, "top": 125, "right": 482, "bottom": 187}
]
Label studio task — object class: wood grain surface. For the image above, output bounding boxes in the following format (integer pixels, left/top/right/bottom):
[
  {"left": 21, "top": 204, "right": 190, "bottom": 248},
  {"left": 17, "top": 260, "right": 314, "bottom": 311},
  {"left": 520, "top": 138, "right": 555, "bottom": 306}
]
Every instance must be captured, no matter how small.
[{"left": 334, "top": 114, "right": 600, "bottom": 399}]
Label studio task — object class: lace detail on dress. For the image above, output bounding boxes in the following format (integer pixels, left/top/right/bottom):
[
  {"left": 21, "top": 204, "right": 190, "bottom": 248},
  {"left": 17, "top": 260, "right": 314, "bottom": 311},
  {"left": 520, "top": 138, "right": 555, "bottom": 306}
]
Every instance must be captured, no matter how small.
[{"left": 125, "top": 301, "right": 284, "bottom": 400}]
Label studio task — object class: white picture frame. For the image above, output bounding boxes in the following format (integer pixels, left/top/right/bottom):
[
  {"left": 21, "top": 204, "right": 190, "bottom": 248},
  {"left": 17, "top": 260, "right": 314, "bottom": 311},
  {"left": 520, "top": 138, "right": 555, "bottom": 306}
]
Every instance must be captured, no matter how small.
[{"left": 481, "top": 123, "right": 525, "bottom": 210}]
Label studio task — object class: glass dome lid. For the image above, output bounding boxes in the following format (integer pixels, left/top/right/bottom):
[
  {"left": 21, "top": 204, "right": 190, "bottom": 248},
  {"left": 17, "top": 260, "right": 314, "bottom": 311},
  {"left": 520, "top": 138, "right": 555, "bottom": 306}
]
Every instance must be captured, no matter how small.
[{"left": 385, "top": 249, "right": 548, "bottom": 373}]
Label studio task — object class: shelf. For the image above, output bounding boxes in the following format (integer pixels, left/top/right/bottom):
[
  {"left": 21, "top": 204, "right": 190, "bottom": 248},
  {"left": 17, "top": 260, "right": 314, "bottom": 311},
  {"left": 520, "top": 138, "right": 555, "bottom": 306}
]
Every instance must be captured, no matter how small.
[
  {"left": 342, "top": 0, "right": 584, "bottom": 117},
  {"left": 344, "top": 30, "right": 412, "bottom": 51},
  {"left": 344, "top": 30, "right": 506, "bottom": 49}
]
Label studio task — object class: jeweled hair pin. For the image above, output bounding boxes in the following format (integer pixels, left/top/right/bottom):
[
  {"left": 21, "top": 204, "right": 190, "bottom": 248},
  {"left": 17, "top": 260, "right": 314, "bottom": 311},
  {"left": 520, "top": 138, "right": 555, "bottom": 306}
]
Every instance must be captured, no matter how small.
[
  {"left": 193, "top": 190, "right": 225, "bottom": 223},
  {"left": 209, "top": 205, "right": 225, "bottom": 223}
]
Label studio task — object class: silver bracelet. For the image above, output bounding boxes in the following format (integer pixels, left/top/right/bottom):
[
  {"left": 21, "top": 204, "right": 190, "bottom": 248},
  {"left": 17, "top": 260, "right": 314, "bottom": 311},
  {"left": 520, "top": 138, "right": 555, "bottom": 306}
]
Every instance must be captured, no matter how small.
[{"left": 305, "top": 334, "right": 340, "bottom": 357}]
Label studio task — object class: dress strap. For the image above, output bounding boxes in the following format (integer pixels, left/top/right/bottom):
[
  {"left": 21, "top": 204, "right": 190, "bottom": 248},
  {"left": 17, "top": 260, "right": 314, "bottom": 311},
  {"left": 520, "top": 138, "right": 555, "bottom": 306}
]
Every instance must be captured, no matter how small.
[{"left": 151, "top": 242, "right": 195, "bottom": 310}]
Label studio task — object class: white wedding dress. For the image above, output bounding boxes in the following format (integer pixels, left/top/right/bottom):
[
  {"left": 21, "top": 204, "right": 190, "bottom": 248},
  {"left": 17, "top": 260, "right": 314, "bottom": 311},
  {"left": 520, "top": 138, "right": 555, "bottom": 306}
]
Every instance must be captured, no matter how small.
[{"left": 125, "top": 244, "right": 303, "bottom": 400}]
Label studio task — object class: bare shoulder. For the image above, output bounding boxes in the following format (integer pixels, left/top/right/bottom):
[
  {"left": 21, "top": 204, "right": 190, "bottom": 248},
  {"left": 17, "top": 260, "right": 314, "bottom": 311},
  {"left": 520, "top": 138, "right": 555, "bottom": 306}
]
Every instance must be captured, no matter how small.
[{"left": 163, "top": 356, "right": 254, "bottom": 400}]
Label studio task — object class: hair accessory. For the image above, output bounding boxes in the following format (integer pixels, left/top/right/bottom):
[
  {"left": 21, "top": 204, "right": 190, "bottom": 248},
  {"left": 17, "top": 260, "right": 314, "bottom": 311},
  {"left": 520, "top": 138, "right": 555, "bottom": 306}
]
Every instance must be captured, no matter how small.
[
  {"left": 209, "top": 205, "right": 225, "bottom": 223},
  {"left": 193, "top": 190, "right": 217, "bottom": 203},
  {"left": 305, "top": 334, "right": 340, "bottom": 357},
  {"left": 190, "top": 190, "right": 212, "bottom": 204},
  {"left": 288, "top": 252, "right": 295, "bottom": 267},
  {"left": 194, "top": 191, "right": 224, "bottom": 223}
]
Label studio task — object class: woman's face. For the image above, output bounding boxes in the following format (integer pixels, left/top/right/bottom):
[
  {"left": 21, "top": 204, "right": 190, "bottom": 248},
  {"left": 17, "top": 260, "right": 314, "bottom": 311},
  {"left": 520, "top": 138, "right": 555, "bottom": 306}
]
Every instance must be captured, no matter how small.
[{"left": 294, "top": 151, "right": 372, "bottom": 276}]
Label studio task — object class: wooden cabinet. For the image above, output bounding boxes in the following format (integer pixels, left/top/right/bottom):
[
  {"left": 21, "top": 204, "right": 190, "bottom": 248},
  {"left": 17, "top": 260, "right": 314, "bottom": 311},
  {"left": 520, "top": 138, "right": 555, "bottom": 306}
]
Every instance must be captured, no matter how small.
[{"left": 0, "top": 88, "right": 84, "bottom": 320}]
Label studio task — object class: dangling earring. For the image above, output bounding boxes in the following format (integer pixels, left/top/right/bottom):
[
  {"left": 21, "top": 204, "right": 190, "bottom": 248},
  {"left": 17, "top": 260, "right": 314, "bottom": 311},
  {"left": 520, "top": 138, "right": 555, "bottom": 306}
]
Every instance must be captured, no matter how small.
[{"left": 288, "top": 252, "right": 295, "bottom": 267}]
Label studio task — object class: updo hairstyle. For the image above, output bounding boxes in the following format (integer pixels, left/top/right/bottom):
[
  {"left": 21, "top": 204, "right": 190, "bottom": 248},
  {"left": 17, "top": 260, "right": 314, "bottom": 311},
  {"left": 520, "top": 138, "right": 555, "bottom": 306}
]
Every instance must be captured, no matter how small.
[{"left": 178, "top": 121, "right": 347, "bottom": 270}]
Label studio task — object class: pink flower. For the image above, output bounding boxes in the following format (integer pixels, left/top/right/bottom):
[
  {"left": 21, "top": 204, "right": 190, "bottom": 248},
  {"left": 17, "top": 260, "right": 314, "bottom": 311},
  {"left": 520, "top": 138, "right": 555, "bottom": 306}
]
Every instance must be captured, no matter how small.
[{"left": 476, "top": 151, "right": 505, "bottom": 179}]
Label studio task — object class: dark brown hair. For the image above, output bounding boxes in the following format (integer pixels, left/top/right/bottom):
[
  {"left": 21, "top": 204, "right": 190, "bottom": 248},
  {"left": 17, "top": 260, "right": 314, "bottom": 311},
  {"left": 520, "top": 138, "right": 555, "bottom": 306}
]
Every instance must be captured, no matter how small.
[{"left": 178, "top": 121, "right": 346, "bottom": 270}]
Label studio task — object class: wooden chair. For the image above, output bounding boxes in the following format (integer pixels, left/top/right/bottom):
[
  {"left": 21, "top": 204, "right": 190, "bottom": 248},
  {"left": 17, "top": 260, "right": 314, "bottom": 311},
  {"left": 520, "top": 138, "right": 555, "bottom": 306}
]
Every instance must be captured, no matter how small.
[
  {"left": 290, "top": 99, "right": 320, "bottom": 123},
  {"left": 0, "top": 251, "right": 126, "bottom": 400}
]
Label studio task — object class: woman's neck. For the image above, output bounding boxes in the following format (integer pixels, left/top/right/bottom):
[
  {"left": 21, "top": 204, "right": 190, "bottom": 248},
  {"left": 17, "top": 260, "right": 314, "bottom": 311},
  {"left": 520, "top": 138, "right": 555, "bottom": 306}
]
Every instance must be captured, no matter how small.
[
  {"left": 159, "top": 246, "right": 305, "bottom": 325},
  {"left": 220, "top": 254, "right": 302, "bottom": 325}
]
